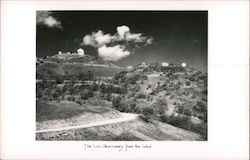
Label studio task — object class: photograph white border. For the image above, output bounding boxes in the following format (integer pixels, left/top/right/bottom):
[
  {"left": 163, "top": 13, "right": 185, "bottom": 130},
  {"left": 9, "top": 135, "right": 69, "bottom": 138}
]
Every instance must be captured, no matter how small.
[{"left": 1, "top": 0, "right": 249, "bottom": 159}]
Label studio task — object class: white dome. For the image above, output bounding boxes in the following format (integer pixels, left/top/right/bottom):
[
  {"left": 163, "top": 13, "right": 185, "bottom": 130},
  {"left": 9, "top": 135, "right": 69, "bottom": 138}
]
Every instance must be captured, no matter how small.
[
  {"left": 181, "top": 63, "right": 187, "bottom": 68},
  {"left": 77, "top": 48, "right": 84, "bottom": 55},
  {"left": 162, "top": 62, "right": 169, "bottom": 67}
]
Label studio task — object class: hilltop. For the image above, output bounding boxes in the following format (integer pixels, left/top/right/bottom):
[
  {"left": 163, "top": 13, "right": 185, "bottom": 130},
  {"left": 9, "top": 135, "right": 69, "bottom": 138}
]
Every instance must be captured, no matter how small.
[{"left": 36, "top": 53, "right": 124, "bottom": 79}]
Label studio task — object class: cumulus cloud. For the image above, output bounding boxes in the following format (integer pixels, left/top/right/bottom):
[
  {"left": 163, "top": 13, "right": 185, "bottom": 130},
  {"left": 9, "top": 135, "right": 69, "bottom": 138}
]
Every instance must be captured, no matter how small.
[
  {"left": 37, "top": 11, "right": 62, "bottom": 29},
  {"left": 98, "top": 45, "right": 130, "bottom": 61},
  {"left": 83, "top": 30, "right": 113, "bottom": 47},
  {"left": 82, "top": 25, "right": 153, "bottom": 61},
  {"left": 82, "top": 25, "right": 153, "bottom": 47},
  {"left": 117, "top": 25, "right": 130, "bottom": 39}
]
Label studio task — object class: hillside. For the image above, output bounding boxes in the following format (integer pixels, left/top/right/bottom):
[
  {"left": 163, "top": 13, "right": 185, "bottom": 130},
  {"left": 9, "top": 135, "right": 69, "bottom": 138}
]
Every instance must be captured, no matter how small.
[
  {"left": 36, "top": 54, "right": 124, "bottom": 78},
  {"left": 36, "top": 60, "right": 207, "bottom": 140},
  {"left": 113, "top": 63, "right": 207, "bottom": 119},
  {"left": 110, "top": 63, "right": 207, "bottom": 139}
]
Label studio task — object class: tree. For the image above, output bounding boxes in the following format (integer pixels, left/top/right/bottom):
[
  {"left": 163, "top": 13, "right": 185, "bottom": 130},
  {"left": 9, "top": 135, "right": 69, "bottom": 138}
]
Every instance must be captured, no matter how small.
[
  {"left": 87, "top": 71, "right": 94, "bottom": 80},
  {"left": 183, "top": 108, "right": 192, "bottom": 117},
  {"left": 106, "top": 93, "right": 112, "bottom": 101},
  {"left": 176, "top": 105, "right": 184, "bottom": 114},
  {"left": 81, "top": 90, "right": 94, "bottom": 100},
  {"left": 111, "top": 96, "right": 121, "bottom": 109},
  {"left": 153, "top": 98, "right": 168, "bottom": 115},
  {"left": 55, "top": 75, "right": 63, "bottom": 84},
  {"left": 194, "top": 101, "right": 207, "bottom": 114},
  {"left": 185, "top": 81, "right": 191, "bottom": 86},
  {"left": 142, "top": 107, "right": 154, "bottom": 120}
]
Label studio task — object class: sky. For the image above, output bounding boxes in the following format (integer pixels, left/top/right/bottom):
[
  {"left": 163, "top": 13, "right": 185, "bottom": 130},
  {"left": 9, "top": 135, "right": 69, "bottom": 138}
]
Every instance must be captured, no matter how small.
[{"left": 36, "top": 11, "right": 207, "bottom": 71}]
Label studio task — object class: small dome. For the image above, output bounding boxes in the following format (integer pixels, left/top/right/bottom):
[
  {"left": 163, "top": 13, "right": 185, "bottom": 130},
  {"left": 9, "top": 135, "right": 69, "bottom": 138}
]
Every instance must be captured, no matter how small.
[
  {"left": 77, "top": 48, "right": 84, "bottom": 55},
  {"left": 162, "top": 62, "right": 169, "bottom": 67},
  {"left": 181, "top": 63, "right": 187, "bottom": 68}
]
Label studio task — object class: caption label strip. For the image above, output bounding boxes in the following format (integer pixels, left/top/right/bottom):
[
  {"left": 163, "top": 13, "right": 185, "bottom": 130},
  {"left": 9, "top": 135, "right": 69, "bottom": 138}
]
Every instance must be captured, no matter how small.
[{"left": 84, "top": 143, "right": 152, "bottom": 152}]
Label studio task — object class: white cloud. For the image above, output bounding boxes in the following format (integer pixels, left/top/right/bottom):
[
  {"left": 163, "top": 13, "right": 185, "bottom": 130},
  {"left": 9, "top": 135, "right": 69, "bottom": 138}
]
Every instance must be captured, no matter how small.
[
  {"left": 82, "top": 25, "right": 153, "bottom": 61},
  {"left": 117, "top": 25, "right": 130, "bottom": 39},
  {"left": 95, "top": 31, "right": 113, "bottom": 46},
  {"left": 37, "top": 11, "right": 62, "bottom": 29},
  {"left": 82, "top": 30, "right": 113, "bottom": 47},
  {"left": 98, "top": 45, "right": 130, "bottom": 61},
  {"left": 126, "top": 33, "right": 147, "bottom": 43},
  {"left": 146, "top": 38, "right": 153, "bottom": 44},
  {"left": 82, "top": 25, "right": 153, "bottom": 47}
]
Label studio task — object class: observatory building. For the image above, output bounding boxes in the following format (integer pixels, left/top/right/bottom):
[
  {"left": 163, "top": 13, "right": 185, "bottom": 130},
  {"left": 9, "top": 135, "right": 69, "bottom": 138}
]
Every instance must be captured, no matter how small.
[
  {"left": 181, "top": 63, "right": 187, "bottom": 68},
  {"left": 77, "top": 48, "right": 85, "bottom": 56},
  {"left": 162, "top": 62, "right": 169, "bottom": 67}
]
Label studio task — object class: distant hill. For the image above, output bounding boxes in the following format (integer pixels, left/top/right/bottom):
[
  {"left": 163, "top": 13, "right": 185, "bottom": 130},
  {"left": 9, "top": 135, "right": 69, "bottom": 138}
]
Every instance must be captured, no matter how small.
[{"left": 36, "top": 53, "right": 124, "bottom": 78}]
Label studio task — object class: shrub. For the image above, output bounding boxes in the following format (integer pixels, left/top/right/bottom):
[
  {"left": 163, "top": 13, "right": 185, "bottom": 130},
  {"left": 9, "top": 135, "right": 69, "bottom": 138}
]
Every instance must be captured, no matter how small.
[
  {"left": 153, "top": 98, "right": 168, "bottom": 115},
  {"left": 113, "top": 132, "right": 141, "bottom": 141},
  {"left": 118, "top": 102, "right": 129, "bottom": 112},
  {"left": 105, "top": 93, "right": 112, "bottom": 101},
  {"left": 76, "top": 100, "right": 82, "bottom": 105},
  {"left": 135, "top": 93, "right": 146, "bottom": 99},
  {"left": 67, "top": 96, "right": 73, "bottom": 101},
  {"left": 138, "top": 115, "right": 150, "bottom": 123},
  {"left": 159, "top": 115, "right": 207, "bottom": 140},
  {"left": 55, "top": 75, "right": 63, "bottom": 84},
  {"left": 111, "top": 95, "right": 122, "bottom": 109},
  {"left": 142, "top": 107, "right": 154, "bottom": 120},
  {"left": 183, "top": 108, "right": 192, "bottom": 117},
  {"left": 52, "top": 92, "right": 60, "bottom": 100},
  {"left": 81, "top": 90, "right": 94, "bottom": 100},
  {"left": 176, "top": 105, "right": 184, "bottom": 114},
  {"left": 185, "top": 81, "right": 191, "bottom": 86}
]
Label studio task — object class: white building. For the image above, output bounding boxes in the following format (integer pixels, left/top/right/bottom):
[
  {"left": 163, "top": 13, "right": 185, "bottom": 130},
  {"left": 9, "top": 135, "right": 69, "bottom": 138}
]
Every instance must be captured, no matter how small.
[
  {"left": 141, "top": 62, "right": 147, "bottom": 67},
  {"left": 181, "top": 63, "right": 187, "bottom": 68},
  {"left": 77, "top": 48, "right": 85, "bottom": 56},
  {"left": 162, "top": 62, "right": 169, "bottom": 67},
  {"left": 58, "top": 51, "right": 62, "bottom": 55},
  {"left": 127, "top": 65, "right": 134, "bottom": 70}
]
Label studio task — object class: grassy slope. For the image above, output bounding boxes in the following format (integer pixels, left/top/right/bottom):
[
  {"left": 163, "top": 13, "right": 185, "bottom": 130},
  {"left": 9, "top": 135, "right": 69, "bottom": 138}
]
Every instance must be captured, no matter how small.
[
  {"left": 36, "top": 118, "right": 202, "bottom": 141},
  {"left": 36, "top": 100, "right": 121, "bottom": 130}
]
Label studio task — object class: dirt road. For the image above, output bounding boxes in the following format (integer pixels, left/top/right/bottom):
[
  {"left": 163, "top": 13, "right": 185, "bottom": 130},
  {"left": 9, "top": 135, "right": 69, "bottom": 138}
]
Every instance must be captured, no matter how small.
[{"left": 36, "top": 113, "right": 138, "bottom": 133}]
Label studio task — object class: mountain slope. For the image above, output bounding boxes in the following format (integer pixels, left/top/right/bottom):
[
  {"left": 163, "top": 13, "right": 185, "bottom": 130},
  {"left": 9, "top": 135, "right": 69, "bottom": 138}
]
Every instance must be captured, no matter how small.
[{"left": 36, "top": 54, "right": 124, "bottom": 78}]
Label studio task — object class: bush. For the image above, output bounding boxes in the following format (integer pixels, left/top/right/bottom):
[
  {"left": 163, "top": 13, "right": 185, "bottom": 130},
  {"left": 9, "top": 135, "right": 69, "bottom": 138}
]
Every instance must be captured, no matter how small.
[
  {"left": 105, "top": 93, "right": 112, "bottom": 101},
  {"left": 176, "top": 105, "right": 184, "bottom": 114},
  {"left": 159, "top": 115, "right": 207, "bottom": 140},
  {"left": 118, "top": 102, "right": 129, "bottom": 112},
  {"left": 153, "top": 98, "right": 168, "bottom": 115},
  {"left": 113, "top": 132, "right": 141, "bottom": 141},
  {"left": 185, "top": 81, "right": 191, "bottom": 86},
  {"left": 138, "top": 115, "right": 150, "bottom": 123},
  {"left": 67, "top": 96, "right": 75, "bottom": 101},
  {"left": 141, "top": 107, "right": 154, "bottom": 120},
  {"left": 112, "top": 95, "right": 122, "bottom": 109},
  {"left": 135, "top": 93, "right": 146, "bottom": 99},
  {"left": 76, "top": 100, "right": 82, "bottom": 105},
  {"left": 183, "top": 108, "right": 193, "bottom": 117},
  {"left": 81, "top": 90, "right": 94, "bottom": 100}
]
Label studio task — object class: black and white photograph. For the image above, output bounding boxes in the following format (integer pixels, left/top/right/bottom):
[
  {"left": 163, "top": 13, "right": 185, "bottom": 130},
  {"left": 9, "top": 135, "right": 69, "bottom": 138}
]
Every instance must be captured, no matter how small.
[
  {"left": 36, "top": 11, "right": 208, "bottom": 141},
  {"left": 1, "top": 0, "right": 249, "bottom": 159}
]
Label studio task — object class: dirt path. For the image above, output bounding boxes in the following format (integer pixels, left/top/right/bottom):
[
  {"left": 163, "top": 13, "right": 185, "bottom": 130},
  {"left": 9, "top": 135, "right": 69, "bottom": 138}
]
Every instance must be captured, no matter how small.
[{"left": 36, "top": 113, "right": 138, "bottom": 133}]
